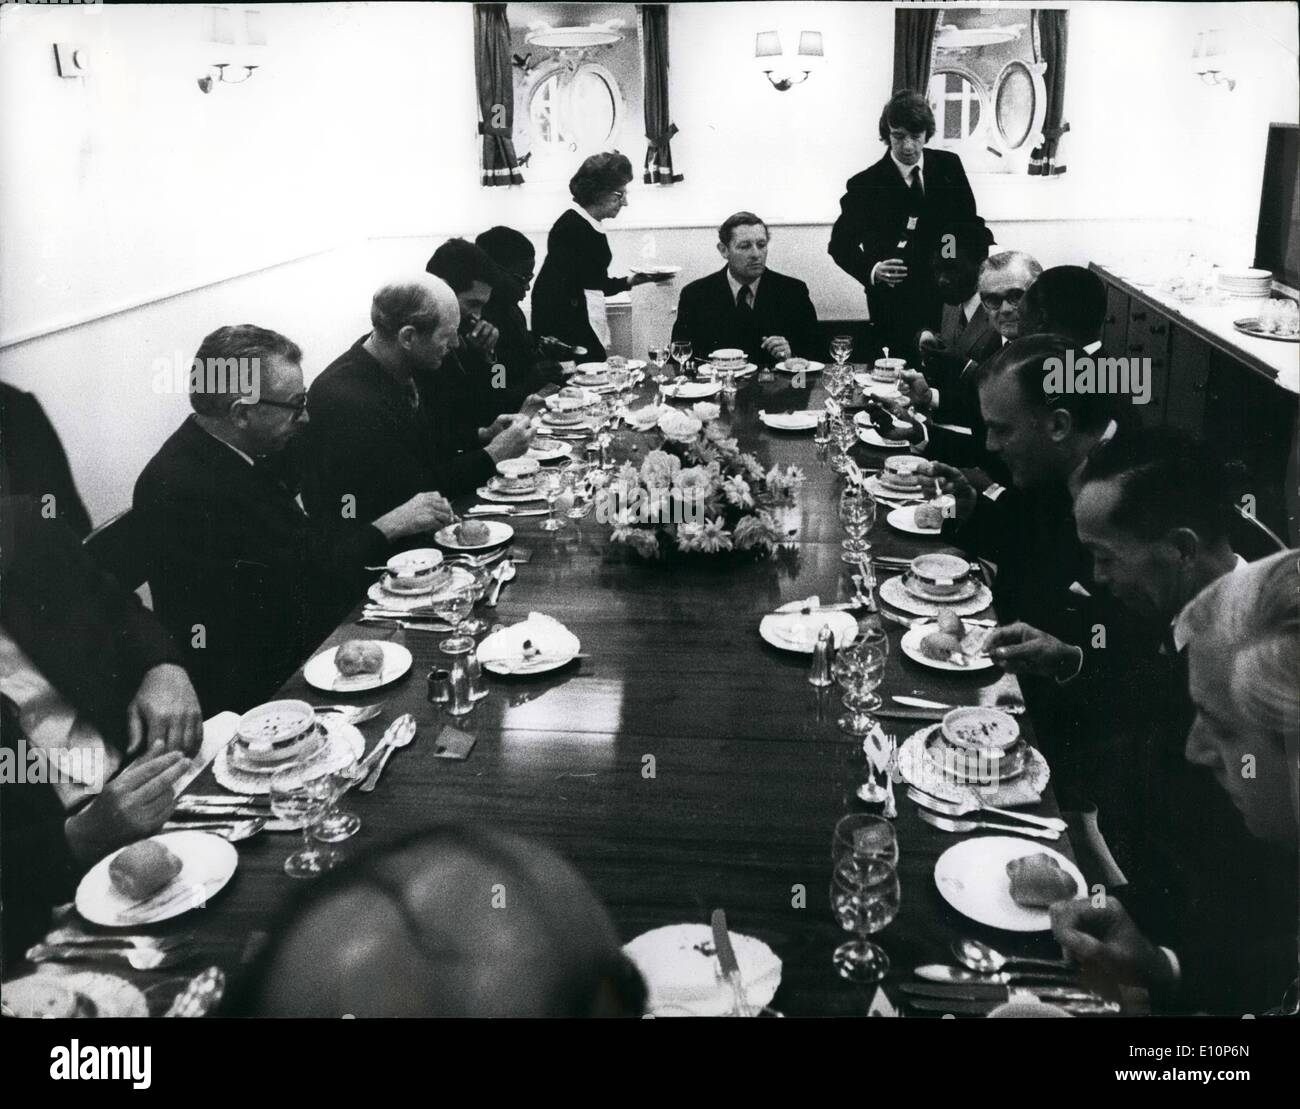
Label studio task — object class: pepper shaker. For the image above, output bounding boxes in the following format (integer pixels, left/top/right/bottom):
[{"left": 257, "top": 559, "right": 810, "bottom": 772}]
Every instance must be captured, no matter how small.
[{"left": 808, "top": 624, "right": 836, "bottom": 687}]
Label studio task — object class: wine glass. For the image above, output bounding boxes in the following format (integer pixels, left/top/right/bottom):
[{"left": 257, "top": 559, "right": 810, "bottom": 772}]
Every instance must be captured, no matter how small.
[
  {"left": 831, "top": 811, "right": 899, "bottom": 866},
  {"left": 648, "top": 343, "right": 670, "bottom": 383},
  {"left": 434, "top": 583, "right": 476, "bottom": 653},
  {"left": 609, "top": 363, "right": 631, "bottom": 402},
  {"left": 839, "top": 487, "right": 876, "bottom": 563},
  {"left": 831, "top": 418, "right": 857, "bottom": 474},
  {"left": 537, "top": 467, "right": 565, "bottom": 531},
  {"left": 457, "top": 564, "right": 492, "bottom": 637},
  {"left": 812, "top": 412, "right": 833, "bottom": 446},
  {"left": 830, "top": 335, "right": 853, "bottom": 367},
  {"left": 311, "top": 746, "right": 362, "bottom": 844},
  {"left": 829, "top": 854, "right": 900, "bottom": 983},
  {"left": 565, "top": 461, "right": 594, "bottom": 519},
  {"left": 836, "top": 637, "right": 887, "bottom": 735},
  {"left": 270, "top": 761, "right": 339, "bottom": 878},
  {"left": 670, "top": 340, "right": 692, "bottom": 376}
]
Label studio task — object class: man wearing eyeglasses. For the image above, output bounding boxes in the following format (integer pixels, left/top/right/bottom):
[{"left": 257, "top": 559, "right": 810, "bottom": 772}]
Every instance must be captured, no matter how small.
[{"left": 134, "top": 325, "right": 455, "bottom": 713}]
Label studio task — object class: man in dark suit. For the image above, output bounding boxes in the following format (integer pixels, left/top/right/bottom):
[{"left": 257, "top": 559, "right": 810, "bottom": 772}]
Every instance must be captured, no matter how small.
[
  {"left": 136, "top": 324, "right": 456, "bottom": 715},
  {"left": 912, "top": 221, "right": 999, "bottom": 397},
  {"left": 672, "top": 212, "right": 820, "bottom": 367},
  {"left": 0, "top": 383, "right": 92, "bottom": 539},
  {"left": 301, "top": 276, "right": 532, "bottom": 530},
  {"left": 829, "top": 91, "right": 986, "bottom": 362},
  {"left": 2, "top": 497, "right": 201, "bottom": 957}
]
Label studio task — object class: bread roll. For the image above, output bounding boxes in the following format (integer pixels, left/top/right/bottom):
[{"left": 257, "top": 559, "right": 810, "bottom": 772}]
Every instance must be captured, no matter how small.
[
  {"left": 110, "top": 839, "right": 183, "bottom": 901},
  {"left": 913, "top": 504, "right": 943, "bottom": 530},
  {"left": 920, "top": 631, "right": 963, "bottom": 661},
  {"left": 1006, "top": 853, "right": 1077, "bottom": 908},
  {"left": 457, "top": 520, "right": 491, "bottom": 545},
  {"left": 336, "top": 639, "right": 384, "bottom": 677},
  {"left": 936, "top": 610, "right": 964, "bottom": 638}
]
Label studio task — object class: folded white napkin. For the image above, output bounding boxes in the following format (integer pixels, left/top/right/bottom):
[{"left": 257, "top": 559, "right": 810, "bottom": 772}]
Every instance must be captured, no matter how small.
[
  {"left": 760, "top": 410, "right": 818, "bottom": 429},
  {"left": 174, "top": 711, "right": 239, "bottom": 794},
  {"left": 477, "top": 613, "right": 580, "bottom": 671},
  {"left": 767, "top": 601, "right": 858, "bottom": 650}
]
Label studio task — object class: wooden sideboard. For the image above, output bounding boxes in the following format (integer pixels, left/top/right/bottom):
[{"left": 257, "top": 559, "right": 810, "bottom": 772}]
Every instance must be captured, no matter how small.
[{"left": 1091, "top": 264, "right": 1299, "bottom": 544}]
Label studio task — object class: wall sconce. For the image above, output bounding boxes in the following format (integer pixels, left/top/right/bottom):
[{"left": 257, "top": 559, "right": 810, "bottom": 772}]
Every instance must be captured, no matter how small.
[
  {"left": 1192, "top": 29, "right": 1235, "bottom": 90},
  {"left": 755, "top": 29, "right": 824, "bottom": 91},
  {"left": 197, "top": 6, "right": 267, "bottom": 93}
]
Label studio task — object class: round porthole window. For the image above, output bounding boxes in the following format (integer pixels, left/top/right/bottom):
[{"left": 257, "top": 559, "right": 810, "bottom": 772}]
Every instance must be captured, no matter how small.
[
  {"left": 993, "top": 60, "right": 1044, "bottom": 151},
  {"left": 527, "top": 62, "right": 624, "bottom": 155}
]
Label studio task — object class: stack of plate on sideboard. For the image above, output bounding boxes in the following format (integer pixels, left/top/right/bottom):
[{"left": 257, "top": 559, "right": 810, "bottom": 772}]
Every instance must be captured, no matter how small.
[{"left": 1217, "top": 267, "right": 1272, "bottom": 299}]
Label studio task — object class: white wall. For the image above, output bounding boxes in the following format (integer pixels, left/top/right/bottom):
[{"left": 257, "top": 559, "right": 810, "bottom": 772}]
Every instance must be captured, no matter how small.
[{"left": 2, "top": 1, "right": 1295, "bottom": 526}]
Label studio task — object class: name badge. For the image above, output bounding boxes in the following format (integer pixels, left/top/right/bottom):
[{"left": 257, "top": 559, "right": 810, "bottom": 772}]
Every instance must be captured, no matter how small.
[{"left": 906, "top": 216, "right": 919, "bottom": 231}]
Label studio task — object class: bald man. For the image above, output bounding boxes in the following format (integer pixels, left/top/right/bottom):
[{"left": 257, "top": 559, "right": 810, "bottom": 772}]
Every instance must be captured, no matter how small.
[
  {"left": 234, "top": 825, "right": 646, "bottom": 1017},
  {"left": 301, "top": 275, "right": 532, "bottom": 524}
]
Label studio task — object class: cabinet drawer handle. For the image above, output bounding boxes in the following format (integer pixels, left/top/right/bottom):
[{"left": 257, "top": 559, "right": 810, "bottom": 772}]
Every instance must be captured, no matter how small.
[{"left": 1130, "top": 311, "right": 1147, "bottom": 323}]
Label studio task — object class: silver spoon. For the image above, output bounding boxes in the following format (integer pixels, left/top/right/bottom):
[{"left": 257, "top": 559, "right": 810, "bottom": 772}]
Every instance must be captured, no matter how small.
[
  {"left": 917, "top": 808, "right": 1060, "bottom": 841},
  {"left": 953, "top": 937, "right": 1073, "bottom": 975},
  {"left": 487, "top": 560, "right": 516, "bottom": 607}
]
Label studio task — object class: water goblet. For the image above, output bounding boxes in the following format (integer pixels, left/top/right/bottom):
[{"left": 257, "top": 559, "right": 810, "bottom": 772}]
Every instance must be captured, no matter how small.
[
  {"left": 457, "top": 563, "right": 492, "bottom": 637},
  {"left": 649, "top": 344, "right": 670, "bottom": 383},
  {"left": 830, "top": 418, "right": 857, "bottom": 474},
  {"left": 270, "top": 761, "right": 340, "bottom": 878},
  {"left": 670, "top": 340, "right": 692, "bottom": 376},
  {"left": 829, "top": 854, "right": 900, "bottom": 983},
  {"left": 311, "top": 746, "right": 363, "bottom": 843},
  {"left": 830, "top": 334, "right": 853, "bottom": 367},
  {"left": 839, "top": 487, "right": 876, "bottom": 562},
  {"left": 434, "top": 583, "right": 476, "bottom": 653},
  {"left": 538, "top": 467, "right": 565, "bottom": 531}
]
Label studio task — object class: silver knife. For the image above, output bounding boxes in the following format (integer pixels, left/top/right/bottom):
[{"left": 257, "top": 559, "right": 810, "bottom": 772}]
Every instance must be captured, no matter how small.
[
  {"left": 710, "top": 909, "right": 751, "bottom": 1017},
  {"left": 900, "top": 981, "right": 1102, "bottom": 1003},
  {"left": 914, "top": 964, "right": 1079, "bottom": 985},
  {"left": 905, "top": 995, "right": 1118, "bottom": 1016},
  {"left": 894, "top": 695, "right": 1025, "bottom": 715}
]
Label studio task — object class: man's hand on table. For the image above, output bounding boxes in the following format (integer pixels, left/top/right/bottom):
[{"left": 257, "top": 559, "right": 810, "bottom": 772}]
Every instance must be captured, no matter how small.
[
  {"left": 484, "top": 415, "right": 533, "bottom": 462},
  {"left": 375, "top": 492, "right": 457, "bottom": 540},
  {"left": 1050, "top": 897, "right": 1178, "bottom": 998},
  {"left": 898, "top": 369, "right": 934, "bottom": 413},
  {"left": 65, "top": 743, "right": 190, "bottom": 863},
  {"left": 760, "top": 335, "right": 792, "bottom": 363},
  {"left": 128, "top": 663, "right": 202, "bottom": 756},
  {"left": 917, "top": 461, "right": 977, "bottom": 523},
  {"left": 985, "top": 622, "right": 1084, "bottom": 681}
]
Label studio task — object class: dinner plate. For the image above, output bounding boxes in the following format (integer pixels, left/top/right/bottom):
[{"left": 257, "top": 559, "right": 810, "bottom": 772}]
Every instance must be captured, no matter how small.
[
  {"left": 865, "top": 475, "right": 924, "bottom": 503},
  {"left": 477, "top": 616, "right": 580, "bottom": 675},
  {"left": 475, "top": 485, "right": 548, "bottom": 504},
  {"left": 546, "top": 388, "right": 599, "bottom": 411},
  {"left": 859, "top": 427, "right": 910, "bottom": 449},
  {"left": 527, "top": 439, "right": 573, "bottom": 462},
  {"left": 303, "top": 641, "right": 413, "bottom": 693},
  {"left": 922, "top": 729, "right": 1026, "bottom": 784},
  {"left": 368, "top": 565, "right": 476, "bottom": 607},
  {"left": 887, "top": 505, "right": 942, "bottom": 535},
  {"left": 698, "top": 362, "right": 757, "bottom": 378},
  {"left": 773, "top": 360, "right": 825, "bottom": 375},
  {"left": 1232, "top": 318, "right": 1299, "bottom": 342},
  {"left": 933, "top": 837, "right": 1085, "bottom": 933},
  {"left": 900, "top": 623, "right": 995, "bottom": 672},
  {"left": 214, "top": 716, "right": 365, "bottom": 795},
  {"left": 759, "top": 410, "right": 820, "bottom": 431},
  {"left": 76, "top": 830, "right": 238, "bottom": 928},
  {"left": 662, "top": 380, "right": 721, "bottom": 399},
  {"left": 902, "top": 573, "right": 979, "bottom": 603},
  {"left": 435, "top": 520, "right": 513, "bottom": 551},
  {"left": 853, "top": 375, "right": 903, "bottom": 399},
  {"left": 759, "top": 607, "right": 859, "bottom": 653},
  {"left": 4, "top": 971, "right": 149, "bottom": 1018},
  {"left": 878, "top": 574, "right": 993, "bottom": 618},
  {"left": 631, "top": 264, "right": 682, "bottom": 277},
  {"left": 623, "top": 923, "right": 782, "bottom": 1017},
  {"left": 228, "top": 723, "right": 328, "bottom": 773}
]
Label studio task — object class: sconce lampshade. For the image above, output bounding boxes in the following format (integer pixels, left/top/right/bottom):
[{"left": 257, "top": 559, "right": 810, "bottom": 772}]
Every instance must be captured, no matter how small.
[
  {"left": 755, "top": 31, "right": 783, "bottom": 59},
  {"left": 797, "top": 31, "right": 824, "bottom": 58}
]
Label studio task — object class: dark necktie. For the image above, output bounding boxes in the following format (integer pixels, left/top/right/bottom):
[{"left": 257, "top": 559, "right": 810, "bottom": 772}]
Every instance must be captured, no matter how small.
[
  {"left": 737, "top": 284, "right": 753, "bottom": 316},
  {"left": 909, "top": 165, "right": 924, "bottom": 200}
]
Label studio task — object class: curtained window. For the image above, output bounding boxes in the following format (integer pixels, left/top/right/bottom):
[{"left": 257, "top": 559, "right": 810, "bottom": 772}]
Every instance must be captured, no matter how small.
[
  {"left": 900, "top": 7, "right": 1069, "bottom": 177},
  {"left": 475, "top": 4, "right": 525, "bottom": 186},
  {"left": 641, "top": 4, "right": 682, "bottom": 184}
]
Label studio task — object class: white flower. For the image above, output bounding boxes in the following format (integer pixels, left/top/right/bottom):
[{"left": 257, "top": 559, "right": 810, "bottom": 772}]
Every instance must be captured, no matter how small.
[
  {"left": 678, "top": 517, "right": 733, "bottom": 554},
  {"left": 658, "top": 408, "right": 703, "bottom": 443},
  {"left": 626, "top": 404, "right": 663, "bottom": 431},
  {"left": 692, "top": 401, "right": 721, "bottom": 423},
  {"left": 640, "top": 449, "right": 681, "bottom": 489},
  {"left": 723, "top": 475, "right": 754, "bottom": 509}
]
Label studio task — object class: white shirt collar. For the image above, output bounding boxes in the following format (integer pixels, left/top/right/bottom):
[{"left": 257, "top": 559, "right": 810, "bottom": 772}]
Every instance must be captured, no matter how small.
[
  {"left": 569, "top": 201, "right": 607, "bottom": 236},
  {"left": 195, "top": 419, "right": 256, "bottom": 467},
  {"left": 1171, "top": 554, "right": 1250, "bottom": 652},
  {"left": 962, "top": 291, "right": 981, "bottom": 323},
  {"left": 891, "top": 150, "right": 924, "bottom": 183},
  {"left": 726, "top": 268, "right": 762, "bottom": 304},
  {"left": 1084, "top": 339, "right": 1103, "bottom": 355}
]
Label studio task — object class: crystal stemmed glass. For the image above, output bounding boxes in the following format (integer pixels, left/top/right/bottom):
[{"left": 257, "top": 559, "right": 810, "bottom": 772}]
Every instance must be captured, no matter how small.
[
  {"left": 538, "top": 467, "right": 565, "bottom": 531},
  {"left": 670, "top": 340, "right": 692, "bottom": 377},
  {"left": 839, "top": 487, "right": 876, "bottom": 562},
  {"left": 565, "top": 462, "right": 593, "bottom": 519},
  {"left": 434, "top": 583, "right": 476, "bottom": 653},
  {"left": 270, "top": 761, "right": 339, "bottom": 878},
  {"left": 830, "top": 854, "right": 900, "bottom": 983},
  {"left": 832, "top": 811, "right": 899, "bottom": 867},
  {"left": 649, "top": 343, "right": 670, "bottom": 383},
  {"left": 831, "top": 418, "right": 857, "bottom": 474},
  {"left": 830, "top": 335, "right": 853, "bottom": 367},
  {"left": 457, "top": 563, "right": 491, "bottom": 637},
  {"left": 836, "top": 638, "right": 887, "bottom": 735},
  {"left": 311, "top": 746, "right": 362, "bottom": 843}
]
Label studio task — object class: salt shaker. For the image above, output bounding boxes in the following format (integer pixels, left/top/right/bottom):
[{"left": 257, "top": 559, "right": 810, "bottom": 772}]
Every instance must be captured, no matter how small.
[
  {"left": 466, "top": 647, "right": 489, "bottom": 701},
  {"left": 808, "top": 624, "right": 836, "bottom": 687}
]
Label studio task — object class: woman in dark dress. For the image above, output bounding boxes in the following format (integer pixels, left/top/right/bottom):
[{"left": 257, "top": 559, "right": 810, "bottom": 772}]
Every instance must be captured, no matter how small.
[{"left": 531, "top": 152, "right": 668, "bottom": 361}]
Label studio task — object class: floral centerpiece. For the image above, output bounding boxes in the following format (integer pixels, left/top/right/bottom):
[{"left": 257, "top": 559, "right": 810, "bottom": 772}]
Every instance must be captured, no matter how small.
[{"left": 595, "top": 404, "right": 804, "bottom": 560}]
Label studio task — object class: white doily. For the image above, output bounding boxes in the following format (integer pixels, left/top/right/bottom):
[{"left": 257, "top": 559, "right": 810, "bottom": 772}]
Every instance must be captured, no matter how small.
[
  {"left": 879, "top": 573, "right": 993, "bottom": 617},
  {"left": 898, "top": 724, "right": 1051, "bottom": 807},
  {"left": 213, "top": 718, "right": 365, "bottom": 796},
  {"left": 366, "top": 566, "right": 476, "bottom": 611}
]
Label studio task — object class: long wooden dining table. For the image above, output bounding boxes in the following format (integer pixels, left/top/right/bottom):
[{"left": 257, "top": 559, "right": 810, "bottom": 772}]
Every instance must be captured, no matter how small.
[{"left": 94, "top": 368, "right": 1080, "bottom": 1016}]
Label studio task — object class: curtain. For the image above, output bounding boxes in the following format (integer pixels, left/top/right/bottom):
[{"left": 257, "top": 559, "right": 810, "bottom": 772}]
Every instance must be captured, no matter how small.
[
  {"left": 892, "top": 8, "right": 939, "bottom": 93},
  {"left": 474, "top": 4, "right": 523, "bottom": 187},
  {"left": 1029, "top": 10, "right": 1070, "bottom": 176},
  {"left": 641, "top": 4, "right": 682, "bottom": 184}
]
